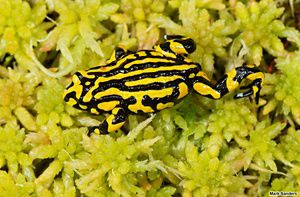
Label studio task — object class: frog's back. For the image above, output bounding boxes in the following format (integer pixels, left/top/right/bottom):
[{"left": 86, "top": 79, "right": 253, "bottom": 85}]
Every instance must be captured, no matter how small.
[{"left": 73, "top": 50, "right": 200, "bottom": 114}]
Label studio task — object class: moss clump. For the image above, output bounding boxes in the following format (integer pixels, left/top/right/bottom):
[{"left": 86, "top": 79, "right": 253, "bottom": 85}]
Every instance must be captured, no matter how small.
[
  {"left": 149, "top": 0, "right": 237, "bottom": 75},
  {"left": 0, "top": 0, "right": 300, "bottom": 196},
  {"left": 263, "top": 51, "right": 300, "bottom": 124},
  {"left": 179, "top": 142, "right": 251, "bottom": 196}
]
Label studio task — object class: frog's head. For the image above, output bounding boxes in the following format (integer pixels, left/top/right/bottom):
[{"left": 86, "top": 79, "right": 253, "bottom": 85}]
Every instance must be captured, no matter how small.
[
  {"left": 63, "top": 71, "right": 85, "bottom": 108},
  {"left": 164, "top": 35, "right": 196, "bottom": 55}
]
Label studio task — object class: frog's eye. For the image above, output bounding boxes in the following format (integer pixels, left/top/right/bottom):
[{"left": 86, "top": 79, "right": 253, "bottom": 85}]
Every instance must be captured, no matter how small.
[
  {"left": 179, "top": 38, "right": 196, "bottom": 54},
  {"left": 107, "top": 46, "right": 128, "bottom": 63},
  {"left": 115, "top": 47, "right": 127, "bottom": 59}
]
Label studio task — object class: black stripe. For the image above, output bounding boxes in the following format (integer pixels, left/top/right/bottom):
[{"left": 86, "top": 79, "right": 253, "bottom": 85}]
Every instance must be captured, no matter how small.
[
  {"left": 126, "top": 56, "right": 198, "bottom": 71},
  {"left": 122, "top": 78, "right": 185, "bottom": 91},
  {"left": 165, "top": 35, "right": 184, "bottom": 40},
  {"left": 233, "top": 66, "right": 260, "bottom": 82},
  {"left": 64, "top": 91, "right": 76, "bottom": 102},
  {"left": 159, "top": 42, "right": 172, "bottom": 53},
  {"left": 127, "top": 61, "right": 185, "bottom": 73},
  {"left": 86, "top": 55, "right": 196, "bottom": 77},
  {"left": 214, "top": 75, "right": 229, "bottom": 96},
  {"left": 91, "top": 68, "right": 198, "bottom": 94},
  {"left": 176, "top": 38, "right": 196, "bottom": 54},
  {"left": 115, "top": 47, "right": 127, "bottom": 60},
  {"left": 112, "top": 108, "right": 127, "bottom": 124},
  {"left": 87, "top": 61, "right": 115, "bottom": 70},
  {"left": 141, "top": 85, "right": 181, "bottom": 111},
  {"left": 77, "top": 94, "right": 137, "bottom": 114},
  {"left": 99, "top": 121, "right": 109, "bottom": 134}
]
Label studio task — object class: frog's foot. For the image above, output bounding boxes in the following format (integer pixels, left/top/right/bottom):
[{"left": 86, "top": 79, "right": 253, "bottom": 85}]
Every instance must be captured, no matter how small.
[
  {"left": 234, "top": 79, "right": 262, "bottom": 104},
  {"left": 88, "top": 125, "right": 109, "bottom": 135},
  {"left": 192, "top": 65, "right": 264, "bottom": 103},
  {"left": 87, "top": 107, "right": 127, "bottom": 136}
]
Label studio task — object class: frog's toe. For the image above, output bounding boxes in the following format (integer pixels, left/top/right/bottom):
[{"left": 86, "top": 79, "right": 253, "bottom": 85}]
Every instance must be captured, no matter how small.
[
  {"left": 234, "top": 90, "right": 253, "bottom": 99},
  {"left": 234, "top": 79, "right": 262, "bottom": 104},
  {"left": 87, "top": 126, "right": 109, "bottom": 136}
]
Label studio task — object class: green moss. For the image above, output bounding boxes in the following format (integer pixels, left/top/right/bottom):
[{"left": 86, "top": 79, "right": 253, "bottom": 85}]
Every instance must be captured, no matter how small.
[
  {"left": 263, "top": 51, "right": 300, "bottom": 124},
  {"left": 0, "top": 0, "right": 47, "bottom": 55},
  {"left": 149, "top": 0, "right": 237, "bottom": 75},
  {"left": 208, "top": 99, "right": 257, "bottom": 142},
  {"left": 0, "top": 171, "right": 35, "bottom": 196},
  {"left": 178, "top": 142, "right": 251, "bottom": 196},
  {"left": 0, "top": 0, "right": 300, "bottom": 196}
]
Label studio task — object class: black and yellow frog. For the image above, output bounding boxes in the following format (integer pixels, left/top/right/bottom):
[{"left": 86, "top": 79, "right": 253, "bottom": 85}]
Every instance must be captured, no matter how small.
[{"left": 63, "top": 35, "right": 264, "bottom": 135}]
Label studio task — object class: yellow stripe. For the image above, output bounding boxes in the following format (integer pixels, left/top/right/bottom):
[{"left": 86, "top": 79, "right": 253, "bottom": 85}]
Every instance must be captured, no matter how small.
[
  {"left": 128, "top": 102, "right": 154, "bottom": 113},
  {"left": 113, "top": 53, "right": 137, "bottom": 68},
  {"left": 183, "top": 57, "right": 193, "bottom": 63},
  {"left": 178, "top": 82, "right": 189, "bottom": 99},
  {"left": 123, "top": 58, "right": 176, "bottom": 69},
  {"left": 85, "top": 65, "right": 119, "bottom": 74},
  {"left": 86, "top": 87, "right": 174, "bottom": 113},
  {"left": 66, "top": 98, "right": 77, "bottom": 106},
  {"left": 97, "top": 101, "right": 120, "bottom": 112},
  {"left": 94, "top": 128, "right": 101, "bottom": 135},
  {"left": 252, "top": 86, "right": 259, "bottom": 95},
  {"left": 112, "top": 108, "right": 121, "bottom": 114},
  {"left": 136, "top": 51, "right": 148, "bottom": 57},
  {"left": 153, "top": 45, "right": 177, "bottom": 58},
  {"left": 196, "top": 71, "right": 210, "bottom": 81},
  {"left": 90, "top": 108, "right": 99, "bottom": 114},
  {"left": 88, "top": 51, "right": 166, "bottom": 73},
  {"left": 93, "top": 87, "right": 174, "bottom": 100},
  {"left": 128, "top": 88, "right": 173, "bottom": 113},
  {"left": 86, "top": 53, "right": 137, "bottom": 74},
  {"left": 156, "top": 102, "right": 174, "bottom": 110},
  {"left": 226, "top": 69, "right": 239, "bottom": 92},
  {"left": 247, "top": 72, "right": 264, "bottom": 81},
  {"left": 149, "top": 51, "right": 164, "bottom": 57},
  {"left": 193, "top": 83, "right": 220, "bottom": 99},
  {"left": 189, "top": 73, "right": 195, "bottom": 78},
  {"left": 65, "top": 75, "right": 83, "bottom": 99},
  {"left": 79, "top": 70, "right": 97, "bottom": 79},
  {"left": 124, "top": 75, "right": 183, "bottom": 87},
  {"left": 82, "top": 93, "right": 93, "bottom": 103},
  {"left": 83, "top": 65, "right": 196, "bottom": 103},
  {"left": 107, "top": 121, "right": 125, "bottom": 132},
  {"left": 95, "top": 65, "right": 195, "bottom": 84},
  {"left": 79, "top": 104, "right": 88, "bottom": 109},
  {"left": 106, "top": 114, "right": 125, "bottom": 132},
  {"left": 107, "top": 50, "right": 117, "bottom": 63},
  {"left": 170, "top": 41, "right": 187, "bottom": 54}
]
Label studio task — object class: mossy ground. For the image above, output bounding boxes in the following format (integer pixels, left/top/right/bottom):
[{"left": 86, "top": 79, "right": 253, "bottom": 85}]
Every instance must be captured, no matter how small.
[{"left": 0, "top": 0, "right": 300, "bottom": 196}]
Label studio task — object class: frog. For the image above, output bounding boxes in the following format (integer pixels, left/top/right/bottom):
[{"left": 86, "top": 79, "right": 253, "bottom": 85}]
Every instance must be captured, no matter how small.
[{"left": 63, "top": 35, "right": 264, "bottom": 135}]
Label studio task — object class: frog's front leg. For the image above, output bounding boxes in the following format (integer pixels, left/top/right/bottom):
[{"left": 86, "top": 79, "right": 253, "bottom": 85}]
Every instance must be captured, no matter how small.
[
  {"left": 192, "top": 65, "right": 264, "bottom": 103},
  {"left": 87, "top": 107, "right": 127, "bottom": 135}
]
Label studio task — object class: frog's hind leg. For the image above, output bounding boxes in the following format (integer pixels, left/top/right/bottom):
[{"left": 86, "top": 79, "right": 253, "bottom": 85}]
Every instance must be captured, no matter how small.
[
  {"left": 87, "top": 107, "right": 127, "bottom": 135},
  {"left": 192, "top": 65, "right": 264, "bottom": 103}
]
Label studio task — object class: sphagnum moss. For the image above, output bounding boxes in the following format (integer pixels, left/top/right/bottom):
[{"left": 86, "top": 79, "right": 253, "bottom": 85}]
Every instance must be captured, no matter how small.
[{"left": 0, "top": 0, "right": 300, "bottom": 196}]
